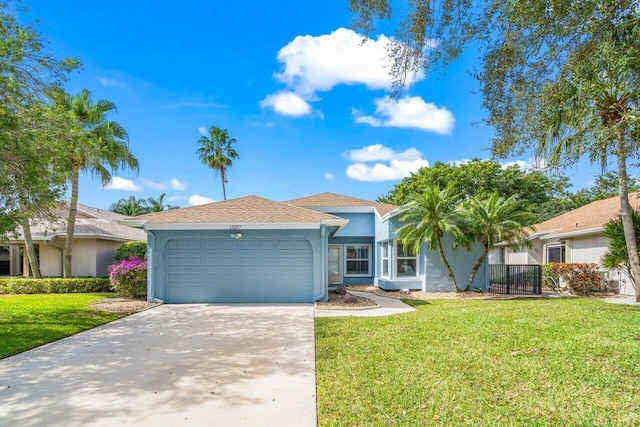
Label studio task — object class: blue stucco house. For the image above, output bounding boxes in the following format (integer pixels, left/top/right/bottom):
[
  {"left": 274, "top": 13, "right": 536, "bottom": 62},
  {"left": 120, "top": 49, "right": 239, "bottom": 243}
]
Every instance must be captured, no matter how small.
[{"left": 120, "top": 192, "right": 487, "bottom": 303}]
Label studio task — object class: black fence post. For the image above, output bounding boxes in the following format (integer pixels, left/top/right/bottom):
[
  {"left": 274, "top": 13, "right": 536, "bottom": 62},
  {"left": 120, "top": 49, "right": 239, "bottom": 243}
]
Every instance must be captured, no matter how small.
[{"left": 506, "top": 265, "right": 511, "bottom": 295}]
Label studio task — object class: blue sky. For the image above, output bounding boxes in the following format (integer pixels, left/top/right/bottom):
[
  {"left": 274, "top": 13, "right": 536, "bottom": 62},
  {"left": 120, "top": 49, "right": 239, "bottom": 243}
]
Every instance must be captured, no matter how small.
[{"left": 20, "top": 1, "right": 604, "bottom": 209}]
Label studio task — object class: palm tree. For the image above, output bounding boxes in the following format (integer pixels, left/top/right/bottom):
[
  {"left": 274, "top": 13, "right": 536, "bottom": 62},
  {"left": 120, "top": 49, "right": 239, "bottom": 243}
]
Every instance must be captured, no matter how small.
[
  {"left": 145, "top": 193, "right": 179, "bottom": 213},
  {"left": 197, "top": 126, "right": 239, "bottom": 200},
  {"left": 110, "top": 195, "right": 147, "bottom": 216},
  {"left": 460, "top": 193, "right": 533, "bottom": 291},
  {"left": 58, "top": 89, "right": 139, "bottom": 277},
  {"left": 397, "top": 184, "right": 468, "bottom": 291},
  {"left": 537, "top": 18, "right": 640, "bottom": 301}
]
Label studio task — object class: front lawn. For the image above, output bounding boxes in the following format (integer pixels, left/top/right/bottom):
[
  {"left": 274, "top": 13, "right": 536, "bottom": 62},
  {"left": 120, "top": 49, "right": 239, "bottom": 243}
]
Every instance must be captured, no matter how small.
[
  {"left": 0, "top": 293, "right": 123, "bottom": 359},
  {"left": 316, "top": 298, "right": 640, "bottom": 426}
]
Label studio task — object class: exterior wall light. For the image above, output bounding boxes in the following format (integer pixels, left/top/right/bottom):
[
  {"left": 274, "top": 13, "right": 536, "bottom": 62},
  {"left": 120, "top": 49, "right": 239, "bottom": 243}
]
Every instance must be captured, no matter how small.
[{"left": 230, "top": 233, "right": 242, "bottom": 239}]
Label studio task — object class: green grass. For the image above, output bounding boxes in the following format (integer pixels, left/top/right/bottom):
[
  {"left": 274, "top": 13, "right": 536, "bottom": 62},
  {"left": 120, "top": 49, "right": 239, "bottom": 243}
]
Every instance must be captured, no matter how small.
[
  {"left": 316, "top": 298, "right": 640, "bottom": 426},
  {"left": 0, "top": 293, "right": 123, "bottom": 359}
]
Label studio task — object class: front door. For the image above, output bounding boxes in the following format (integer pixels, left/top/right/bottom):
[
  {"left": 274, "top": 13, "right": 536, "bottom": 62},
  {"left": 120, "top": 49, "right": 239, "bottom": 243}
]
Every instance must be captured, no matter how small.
[{"left": 328, "top": 245, "right": 342, "bottom": 284}]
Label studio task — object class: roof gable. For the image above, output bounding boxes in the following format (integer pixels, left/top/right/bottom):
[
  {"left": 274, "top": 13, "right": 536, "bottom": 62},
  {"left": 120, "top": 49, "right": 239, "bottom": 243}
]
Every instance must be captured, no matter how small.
[
  {"left": 285, "top": 192, "right": 397, "bottom": 216},
  {"left": 132, "top": 195, "right": 343, "bottom": 224}
]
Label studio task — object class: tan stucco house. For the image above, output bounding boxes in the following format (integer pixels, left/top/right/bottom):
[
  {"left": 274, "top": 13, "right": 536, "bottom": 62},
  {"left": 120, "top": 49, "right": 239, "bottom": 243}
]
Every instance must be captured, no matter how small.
[
  {"left": 1, "top": 203, "right": 146, "bottom": 277},
  {"left": 489, "top": 193, "right": 640, "bottom": 296}
]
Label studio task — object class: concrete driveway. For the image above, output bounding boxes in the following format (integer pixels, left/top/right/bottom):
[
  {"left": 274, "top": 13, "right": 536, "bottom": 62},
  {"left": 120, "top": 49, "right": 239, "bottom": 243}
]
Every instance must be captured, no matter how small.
[{"left": 0, "top": 304, "right": 316, "bottom": 427}]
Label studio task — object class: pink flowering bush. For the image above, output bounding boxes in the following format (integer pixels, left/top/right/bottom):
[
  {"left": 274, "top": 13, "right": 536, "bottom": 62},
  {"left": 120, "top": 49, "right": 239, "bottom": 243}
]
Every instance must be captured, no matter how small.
[{"left": 109, "top": 257, "right": 147, "bottom": 297}]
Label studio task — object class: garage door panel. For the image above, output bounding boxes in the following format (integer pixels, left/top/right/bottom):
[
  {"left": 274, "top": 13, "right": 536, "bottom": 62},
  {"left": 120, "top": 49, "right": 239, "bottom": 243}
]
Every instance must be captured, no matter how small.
[{"left": 164, "top": 237, "right": 313, "bottom": 303}]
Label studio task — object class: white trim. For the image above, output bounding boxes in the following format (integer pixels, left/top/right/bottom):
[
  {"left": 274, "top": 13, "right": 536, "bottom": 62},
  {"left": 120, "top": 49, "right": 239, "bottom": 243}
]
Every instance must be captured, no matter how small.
[
  {"left": 343, "top": 243, "right": 373, "bottom": 277},
  {"left": 394, "top": 239, "right": 419, "bottom": 279},
  {"left": 542, "top": 227, "right": 602, "bottom": 240},
  {"left": 304, "top": 206, "right": 375, "bottom": 214},
  {"left": 380, "top": 241, "right": 390, "bottom": 279},
  {"left": 328, "top": 244, "right": 343, "bottom": 284},
  {"left": 140, "top": 222, "right": 324, "bottom": 231}
]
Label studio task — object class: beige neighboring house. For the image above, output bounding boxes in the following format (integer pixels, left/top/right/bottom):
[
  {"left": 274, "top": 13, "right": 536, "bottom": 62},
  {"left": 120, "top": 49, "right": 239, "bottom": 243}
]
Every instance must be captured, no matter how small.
[
  {"left": 489, "top": 192, "right": 640, "bottom": 296},
  {"left": 1, "top": 203, "right": 146, "bottom": 277}
]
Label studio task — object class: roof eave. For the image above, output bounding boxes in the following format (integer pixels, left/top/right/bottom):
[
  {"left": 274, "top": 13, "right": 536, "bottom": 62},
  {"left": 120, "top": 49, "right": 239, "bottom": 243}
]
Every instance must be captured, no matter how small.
[
  {"left": 141, "top": 222, "right": 330, "bottom": 231},
  {"left": 542, "top": 227, "right": 603, "bottom": 240}
]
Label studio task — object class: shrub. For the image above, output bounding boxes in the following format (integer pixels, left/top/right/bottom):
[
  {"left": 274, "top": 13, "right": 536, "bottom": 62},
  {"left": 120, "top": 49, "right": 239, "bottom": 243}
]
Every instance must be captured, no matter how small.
[
  {"left": 0, "top": 277, "right": 111, "bottom": 294},
  {"left": 115, "top": 241, "right": 147, "bottom": 262},
  {"left": 542, "top": 263, "right": 560, "bottom": 290},
  {"left": 109, "top": 257, "right": 147, "bottom": 297},
  {"left": 551, "top": 263, "right": 601, "bottom": 295}
]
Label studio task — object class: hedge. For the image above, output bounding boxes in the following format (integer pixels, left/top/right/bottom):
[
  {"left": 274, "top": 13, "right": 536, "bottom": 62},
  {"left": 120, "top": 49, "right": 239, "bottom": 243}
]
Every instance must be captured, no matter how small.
[
  {"left": 0, "top": 277, "right": 112, "bottom": 294},
  {"left": 115, "top": 241, "right": 147, "bottom": 262}
]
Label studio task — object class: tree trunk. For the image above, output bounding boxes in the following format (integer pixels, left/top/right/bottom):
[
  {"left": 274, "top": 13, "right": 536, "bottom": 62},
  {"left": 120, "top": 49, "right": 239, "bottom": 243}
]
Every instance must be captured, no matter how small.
[
  {"left": 436, "top": 233, "right": 460, "bottom": 291},
  {"left": 21, "top": 216, "right": 41, "bottom": 278},
  {"left": 465, "top": 243, "right": 489, "bottom": 291},
  {"left": 220, "top": 167, "right": 227, "bottom": 200},
  {"left": 64, "top": 166, "right": 80, "bottom": 278},
  {"left": 615, "top": 134, "right": 640, "bottom": 302}
]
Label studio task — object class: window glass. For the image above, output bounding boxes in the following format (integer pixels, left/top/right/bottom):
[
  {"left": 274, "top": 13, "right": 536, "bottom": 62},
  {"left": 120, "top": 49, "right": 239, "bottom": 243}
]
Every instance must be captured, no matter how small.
[
  {"left": 395, "top": 241, "right": 418, "bottom": 278},
  {"left": 381, "top": 241, "right": 390, "bottom": 278},
  {"left": 345, "top": 244, "right": 371, "bottom": 276},
  {"left": 547, "top": 245, "right": 566, "bottom": 263}
]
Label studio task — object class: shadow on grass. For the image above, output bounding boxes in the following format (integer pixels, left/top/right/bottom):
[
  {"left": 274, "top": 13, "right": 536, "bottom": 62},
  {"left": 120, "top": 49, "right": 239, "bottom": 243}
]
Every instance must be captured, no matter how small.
[{"left": 402, "top": 299, "right": 431, "bottom": 308}]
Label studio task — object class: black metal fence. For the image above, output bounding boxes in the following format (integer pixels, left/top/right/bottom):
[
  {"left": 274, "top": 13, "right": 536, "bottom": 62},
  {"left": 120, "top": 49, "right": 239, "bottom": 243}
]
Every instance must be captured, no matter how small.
[{"left": 488, "top": 264, "right": 542, "bottom": 295}]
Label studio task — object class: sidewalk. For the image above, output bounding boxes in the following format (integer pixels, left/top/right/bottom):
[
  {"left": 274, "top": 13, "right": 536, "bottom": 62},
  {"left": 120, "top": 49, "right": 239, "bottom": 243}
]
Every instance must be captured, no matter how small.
[{"left": 315, "top": 291, "right": 415, "bottom": 317}]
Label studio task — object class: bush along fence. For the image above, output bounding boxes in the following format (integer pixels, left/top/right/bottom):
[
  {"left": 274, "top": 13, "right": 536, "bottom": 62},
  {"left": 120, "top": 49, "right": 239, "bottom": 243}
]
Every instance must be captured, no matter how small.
[
  {"left": 551, "top": 263, "right": 602, "bottom": 295},
  {"left": 0, "top": 277, "right": 111, "bottom": 294}
]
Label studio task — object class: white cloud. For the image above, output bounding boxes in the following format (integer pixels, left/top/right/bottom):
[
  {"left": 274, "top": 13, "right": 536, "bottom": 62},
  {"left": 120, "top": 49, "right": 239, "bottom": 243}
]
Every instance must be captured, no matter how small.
[
  {"left": 347, "top": 159, "right": 428, "bottom": 182},
  {"left": 345, "top": 144, "right": 428, "bottom": 181},
  {"left": 198, "top": 126, "right": 208, "bottom": 136},
  {"left": 171, "top": 178, "right": 188, "bottom": 191},
  {"left": 188, "top": 194, "right": 216, "bottom": 206},
  {"left": 354, "top": 96, "right": 455, "bottom": 135},
  {"left": 324, "top": 172, "right": 334, "bottom": 180},
  {"left": 260, "top": 91, "right": 312, "bottom": 117},
  {"left": 275, "top": 27, "right": 425, "bottom": 96},
  {"left": 263, "top": 27, "right": 432, "bottom": 118},
  {"left": 140, "top": 178, "right": 168, "bottom": 190},
  {"left": 502, "top": 157, "right": 548, "bottom": 171},
  {"left": 98, "top": 78, "right": 127, "bottom": 88},
  {"left": 102, "top": 177, "right": 141, "bottom": 191}
]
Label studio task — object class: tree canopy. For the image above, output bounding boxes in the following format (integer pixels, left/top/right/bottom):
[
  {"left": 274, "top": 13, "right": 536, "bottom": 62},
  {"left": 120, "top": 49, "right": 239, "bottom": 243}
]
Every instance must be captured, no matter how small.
[{"left": 378, "top": 158, "right": 571, "bottom": 224}]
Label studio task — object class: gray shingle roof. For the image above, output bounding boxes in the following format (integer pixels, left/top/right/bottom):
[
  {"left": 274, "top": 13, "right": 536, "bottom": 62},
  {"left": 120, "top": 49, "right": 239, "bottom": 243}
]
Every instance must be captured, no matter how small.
[
  {"left": 130, "top": 195, "right": 343, "bottom": 224},
  {"left": 10, "top": 202, "right": 146, "bottom": 242},
  {"left": 285, "top": 192, "right": 398, "bottom": 216}
]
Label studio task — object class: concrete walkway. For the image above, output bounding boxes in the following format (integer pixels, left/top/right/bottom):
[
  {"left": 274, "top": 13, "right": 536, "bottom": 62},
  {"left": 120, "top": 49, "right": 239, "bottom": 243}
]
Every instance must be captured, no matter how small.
[
  {"left": 600, "top": 294, "right": 640, "bottom": 306},
  {"left": 0, "top": 304, "right": 316, "bottom": 427},
  {"left": 315, "top": 291, "right": 415, "bottom": 317}
]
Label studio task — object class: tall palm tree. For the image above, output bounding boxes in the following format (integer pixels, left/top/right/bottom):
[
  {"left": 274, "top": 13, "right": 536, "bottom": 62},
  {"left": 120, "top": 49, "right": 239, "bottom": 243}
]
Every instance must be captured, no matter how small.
[
  {"left": 109, "top": 195, "right": 147, "bottom": 216},
  {"left": 197, "top": 126, "right": 239, "bottom": 200},
  {"left": 397, "top": 184, "right": 468, "bottom": 291},
  {"left": 537, "top": 17, "right": 640, "bottom": 301},
  {"left": 59, "top": 89, "right": 139, "bottom": 277},
  {"left": 461, "top": 193, "right": 533, "bottom": 291}
]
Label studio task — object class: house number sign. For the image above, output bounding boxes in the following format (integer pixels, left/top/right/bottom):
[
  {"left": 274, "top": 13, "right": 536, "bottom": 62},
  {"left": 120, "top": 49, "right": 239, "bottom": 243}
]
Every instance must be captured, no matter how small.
[{"left": 229, "top": 225, "right": 242, "bottom": 230}]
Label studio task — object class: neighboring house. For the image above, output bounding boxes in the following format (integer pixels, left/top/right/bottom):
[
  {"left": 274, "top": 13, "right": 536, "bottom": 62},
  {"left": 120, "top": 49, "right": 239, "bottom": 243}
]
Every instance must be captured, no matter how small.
[
  {"left": 120, "top": 193, "right": 488, "bottom": 304},
  {"left": 2, "top": 203, "right": 146, "bottom": 277},
  {"left": 489, "top": 193, "right": 640, "bottom": 296}
]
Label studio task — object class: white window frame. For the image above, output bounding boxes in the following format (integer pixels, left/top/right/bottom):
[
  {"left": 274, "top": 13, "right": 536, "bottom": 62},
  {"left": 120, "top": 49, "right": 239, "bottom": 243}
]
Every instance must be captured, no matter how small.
[
  {"left": 381, "top": 241, "right": 390, "bottom": 278},
  {"left": 394, "top": 240, "right": 418, "bottom": 279},
  {"left": 545, "top": 243, "right": 566, "bottom": 263},
  {"left": 344, "top": 243, "right": 372, "bottom": 277}
]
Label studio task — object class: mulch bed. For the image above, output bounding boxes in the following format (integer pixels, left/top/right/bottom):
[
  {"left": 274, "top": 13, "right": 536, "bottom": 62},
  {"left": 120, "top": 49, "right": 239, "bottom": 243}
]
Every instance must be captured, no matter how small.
[
  {"left": 90, "top": 297, "right": 160, "bottom": 314},
  {"left": 315, "top": 291, "right": 378, "bottom": 310}
]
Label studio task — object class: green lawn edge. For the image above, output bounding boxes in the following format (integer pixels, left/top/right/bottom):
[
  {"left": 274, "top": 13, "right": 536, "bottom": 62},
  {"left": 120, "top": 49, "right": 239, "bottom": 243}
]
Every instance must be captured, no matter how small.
[{"left": 0, "top": 293, "right": 125, "bottom": 359}]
